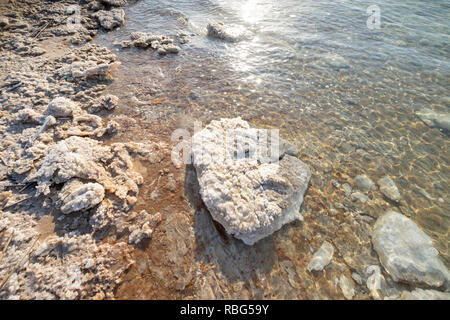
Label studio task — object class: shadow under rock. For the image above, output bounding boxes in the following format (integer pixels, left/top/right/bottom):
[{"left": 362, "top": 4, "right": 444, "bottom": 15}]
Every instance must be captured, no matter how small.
[{"left": 184, "top": 164, "right": 278, "bottom": 299}]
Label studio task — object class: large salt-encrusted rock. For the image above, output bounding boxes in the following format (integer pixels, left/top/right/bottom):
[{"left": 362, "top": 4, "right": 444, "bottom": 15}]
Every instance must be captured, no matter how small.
[
  {"left": 191, "top": 117, "right": 311, "bottom": 245},
  {"left": 372, "top": 210, "right": 450, "bottom": 288}
]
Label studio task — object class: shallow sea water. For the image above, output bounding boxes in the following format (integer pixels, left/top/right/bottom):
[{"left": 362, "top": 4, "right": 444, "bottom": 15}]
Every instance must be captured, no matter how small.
[{"left": 94, "top": 0, "right": 449, "bottom": 299}]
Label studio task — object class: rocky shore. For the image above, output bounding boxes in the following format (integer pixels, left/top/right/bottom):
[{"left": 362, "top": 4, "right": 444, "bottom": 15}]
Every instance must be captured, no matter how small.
[{"left": 0, "top": 0, "right": 448, "bottom": 300}]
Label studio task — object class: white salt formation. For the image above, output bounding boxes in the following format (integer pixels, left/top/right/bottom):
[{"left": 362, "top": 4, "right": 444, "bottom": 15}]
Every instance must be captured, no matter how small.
[
  {"left": 88, "top": 94, "right": 119, "bottom": 113},
  {"left": 339, "top": 275, "right": 355, "bottom": 300},
  {"left": 191, "top": 117, "right": 311, "bottom": 245}
]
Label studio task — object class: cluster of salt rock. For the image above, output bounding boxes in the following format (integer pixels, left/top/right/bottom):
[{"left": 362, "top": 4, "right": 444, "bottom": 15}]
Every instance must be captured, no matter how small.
[
  {"left": 2, "top": 0, "right": 448, "bottom": 300},
  {"left": 0, "top": 214, "right": 135, "bottom": 299},
  {"left": 92, "top": 8, "right": 125, "bottom": 31},
  {"left": 114, "top": 32, "right": 181, "bottom": 55},
  {"left": 372, "top": 211, "right": 449, "bottom": 291},
  {"left": 1, "top": 94, "right": 165, "bottom": 298},
  {"left": 29, "top": 131, "right": 162, "bottom": 214},
  {"left": 0, "top": 0, "right": 169, "bottom": 300},
  {"left": 307, "top": 172, "right": 449, "bottom": 300}
]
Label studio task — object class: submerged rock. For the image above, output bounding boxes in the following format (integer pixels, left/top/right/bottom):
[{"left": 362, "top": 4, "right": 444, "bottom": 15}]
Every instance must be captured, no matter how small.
[
  {"left": 127, "top": 211, "right": 162, "bottom": 245},
  {"left": 93, "top": 8, "right": 125, "bottom": 30},
  {"left": 307, "top": 241, "right": 334, "bottom": 271},
  {"left": 372, "top": 210, "right": 450, "bottom": 288},
  {"left": 351, "top": 191, "right": 369, "bottom": 203},
  {"left": 355, "top": 174, "right": 375, "bottom": 191},
  {"left": 416, "top": 108, "right": 450, "bottom": 131},
  {"left": 322, "top": 53, "right": 350, "bottom": 70},
  {"left": 351, "top": 272, "right": 363, "bottom": 285},
  {"left": 34, "top": 136, "right": 111, "bottom": 195},
  {"left": 100, "top": 0, "right": 128, "bottom": 6},
  {"left": 377, "top": 176, "right": 401, "bottom": 201},
  {"left": 157, "top": 47, "right": 167, "bottom": 55},
  {"left": 191, "top": 117, "right": 311, "bottom": 245},
  {"left": 339, "top": 275, "right": 355, "bottom": 300},
  {"left": 163, "top": 44, "right": 180, "bottom": 54}
]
